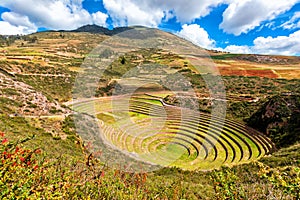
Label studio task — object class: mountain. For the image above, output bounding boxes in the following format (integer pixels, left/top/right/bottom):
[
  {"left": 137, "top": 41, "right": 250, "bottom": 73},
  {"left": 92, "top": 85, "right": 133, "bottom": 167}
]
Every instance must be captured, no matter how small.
[
  {"left": 0, "top": 26, "right": 300, "bottom": 199},
  {"left": 71, "top": 24, "right": 133, "bottom": 35},
  {"left": 72, "top": 24, "right": 111, "bottom": 34}
]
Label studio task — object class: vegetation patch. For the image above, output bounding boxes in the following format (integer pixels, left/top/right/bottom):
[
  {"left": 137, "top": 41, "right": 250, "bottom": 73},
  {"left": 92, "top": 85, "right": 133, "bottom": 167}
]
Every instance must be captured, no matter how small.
[{"left": 73, "top": 95, "right": 275, "bottom": 170}]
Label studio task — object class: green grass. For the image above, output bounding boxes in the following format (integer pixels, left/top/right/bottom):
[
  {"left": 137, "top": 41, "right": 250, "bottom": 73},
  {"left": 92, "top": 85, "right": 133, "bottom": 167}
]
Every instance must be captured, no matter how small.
[
  {"left": 16, "top": 74, "right": 76, "bottom": 102},
  {"left": 210, "top": 54, "right": 241, "bottom": 60},
  {"left": 96, "top": 112, "right": 116, "bottom": 124},
  {"left": 71, "top": 95, "right": 274, "bottom": 170},
  {"left": 1, "top": 31, "right": 300, "bottom": 198},
  {"left": 0, "top": 115, "right": 83, "bottom": 159}
]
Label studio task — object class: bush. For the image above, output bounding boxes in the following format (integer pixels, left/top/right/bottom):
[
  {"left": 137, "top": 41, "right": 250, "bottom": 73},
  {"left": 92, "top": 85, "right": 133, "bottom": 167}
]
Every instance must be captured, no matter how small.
[{"left": 0, "top": 132, "right": 150, "bottom": 199}]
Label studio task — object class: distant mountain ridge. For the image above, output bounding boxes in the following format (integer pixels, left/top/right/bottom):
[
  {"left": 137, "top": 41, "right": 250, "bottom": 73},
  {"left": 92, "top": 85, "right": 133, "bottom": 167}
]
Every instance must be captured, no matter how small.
[{"left": 69, "top": 24, "right": 133, "bottom": 35}]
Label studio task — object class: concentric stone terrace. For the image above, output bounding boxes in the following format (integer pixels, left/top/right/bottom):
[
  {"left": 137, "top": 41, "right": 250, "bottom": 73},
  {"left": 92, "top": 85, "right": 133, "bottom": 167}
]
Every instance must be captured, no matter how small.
[{"left": 73, "top": 94, "right": 275, "bottom": 170}]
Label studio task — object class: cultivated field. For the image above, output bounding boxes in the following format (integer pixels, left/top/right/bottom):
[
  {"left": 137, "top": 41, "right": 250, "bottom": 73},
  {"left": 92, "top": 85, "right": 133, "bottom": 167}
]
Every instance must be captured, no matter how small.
[
  {"left": 0, "top": 27, "right": 299, "bottom": 199},
  {"left": 72, "top": 93, "right": 275, "bottom": 170}
]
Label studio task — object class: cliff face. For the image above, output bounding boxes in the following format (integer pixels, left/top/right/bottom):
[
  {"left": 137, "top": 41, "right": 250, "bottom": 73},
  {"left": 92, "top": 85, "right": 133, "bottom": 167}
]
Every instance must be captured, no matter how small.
[{"left": 247, "top": 94, "right": 300, "bottom": 148}]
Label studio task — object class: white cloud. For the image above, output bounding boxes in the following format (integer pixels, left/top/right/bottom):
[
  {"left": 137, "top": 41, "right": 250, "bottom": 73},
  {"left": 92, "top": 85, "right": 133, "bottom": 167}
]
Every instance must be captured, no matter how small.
[
  {"left": 92, "top": 11, "right": 108, "bottom": 27},
  {"left": 103, "top": 0, "right": 299, "bottom": 36},
  {"left": 224, "top": 45, "right": 252, "bottom": 54},
  {"left": 0, "top": 0, "right": 298, "bottom": 38},
  {"left": 223, "top": 30, "right": 300, "bottom": 55},
  {"left": 280, "top": 11, "right": 300, "bottom": 29},
  {"left": 102, "top": 0, "right": 165, "bottom": 27},
  {"left": 103, "top": 0, "right": 227, "bottom": 27},
  {"left": 252, "top": 30, "right": 300, "bottom": 55},
  {"left": 220, "top": 0, "right": 299, "bottom": 36},
  {"left": 177, "top": 24, "right": 215, "bottom": 49},
  {"left": 155, "top": 0, "right": 227, "bottom": 23},
  {"left": 0, "top": 0, "right": 108, "bottom": 35},
  {"left": 0, "top": 12, "right": 37, "bottom": 35},
  {"left": 1, "top": 12, "right": 36, "bottom": 29},
  {"left": 0, "top": 21, "right": 36, "bottom": 35}
]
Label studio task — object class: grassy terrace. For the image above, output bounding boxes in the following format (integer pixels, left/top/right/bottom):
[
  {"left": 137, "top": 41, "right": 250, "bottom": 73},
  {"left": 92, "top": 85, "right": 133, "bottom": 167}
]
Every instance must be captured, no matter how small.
[
  {"left": 72, "top": 94, "right": 275, "bottom": 170},
  {"left": 0, "top": 29, "right": 299, "bottom": 199}
]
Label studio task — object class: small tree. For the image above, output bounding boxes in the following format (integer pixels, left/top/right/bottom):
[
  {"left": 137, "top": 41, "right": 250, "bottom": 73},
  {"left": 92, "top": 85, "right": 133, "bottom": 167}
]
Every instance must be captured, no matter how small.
[{"left": 120, "top": 56, "right": 126, "bottom": 65}]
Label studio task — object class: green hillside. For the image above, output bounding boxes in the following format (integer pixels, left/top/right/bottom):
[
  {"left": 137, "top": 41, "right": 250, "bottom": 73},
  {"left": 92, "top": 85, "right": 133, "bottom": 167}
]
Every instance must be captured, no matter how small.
[{"left": 0, "top": 26, "right": 299, "bottom": 199}]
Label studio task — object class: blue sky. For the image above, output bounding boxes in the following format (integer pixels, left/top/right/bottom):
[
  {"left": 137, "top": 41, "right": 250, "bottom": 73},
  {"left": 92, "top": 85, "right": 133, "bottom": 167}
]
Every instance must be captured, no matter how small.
[{"left": 0, "top": 0, "right": 300, "bottom": 55}]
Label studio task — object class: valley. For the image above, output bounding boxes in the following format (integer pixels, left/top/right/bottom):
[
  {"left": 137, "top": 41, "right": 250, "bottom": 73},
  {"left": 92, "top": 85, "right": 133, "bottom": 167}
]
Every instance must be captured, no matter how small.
[{"left": 0, "top": 26, "right": 299, "bottom": 199}]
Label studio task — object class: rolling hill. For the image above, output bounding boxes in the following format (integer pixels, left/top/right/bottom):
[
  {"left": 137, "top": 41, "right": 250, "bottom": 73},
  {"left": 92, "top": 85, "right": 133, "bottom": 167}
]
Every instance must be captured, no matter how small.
[{"left": 0, "top": 25, "right": 299, "bottom": 199}]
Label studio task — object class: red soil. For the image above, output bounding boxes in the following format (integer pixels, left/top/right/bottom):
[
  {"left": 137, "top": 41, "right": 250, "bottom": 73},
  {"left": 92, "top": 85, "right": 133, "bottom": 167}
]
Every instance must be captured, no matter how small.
[{"left": 218, "top": 67, "right": 278, "bottom": 78}]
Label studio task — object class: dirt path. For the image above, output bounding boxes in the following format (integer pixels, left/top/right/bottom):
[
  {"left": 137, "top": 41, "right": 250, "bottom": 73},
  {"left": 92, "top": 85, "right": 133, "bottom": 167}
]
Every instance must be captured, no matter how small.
[
  {"left": 271, "top": 69, "right": 281, "bottom": 78},
  {"left": 10, "top": 72, "right": 72, "bottom": 77},
  {"left": 9, "top": 114, "right": 70, "bottom": 120}
]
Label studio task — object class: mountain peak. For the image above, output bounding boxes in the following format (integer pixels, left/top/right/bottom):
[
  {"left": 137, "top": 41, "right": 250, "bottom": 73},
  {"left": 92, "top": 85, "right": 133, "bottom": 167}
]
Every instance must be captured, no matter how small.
[
  {"left": 73, "top": 24, "right": 133, "bottom": 35},
  {"left": 73, "top": 24, "right": 110, "bottom": 34}
]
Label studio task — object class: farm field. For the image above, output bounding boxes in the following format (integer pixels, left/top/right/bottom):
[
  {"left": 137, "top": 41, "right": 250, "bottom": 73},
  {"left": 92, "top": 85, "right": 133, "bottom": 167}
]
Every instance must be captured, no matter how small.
[
  {"left": 215, "top": 59, "right": 300, "bottom": 79},
  {"left": 72, "top": 93, "right": 275, "bottom": 170},
  {"left": 210, "top": 53, "right": 300, "bottom": 79},
  {"left": 0, "top": 26, "right": 299, "bottom": 199}
]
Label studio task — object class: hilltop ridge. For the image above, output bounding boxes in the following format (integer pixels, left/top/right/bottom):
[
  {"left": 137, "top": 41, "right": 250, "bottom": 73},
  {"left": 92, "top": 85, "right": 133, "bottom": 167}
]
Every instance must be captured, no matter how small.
[{"left": 70, "top": 24, "right": 133, "bottom": 35}]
